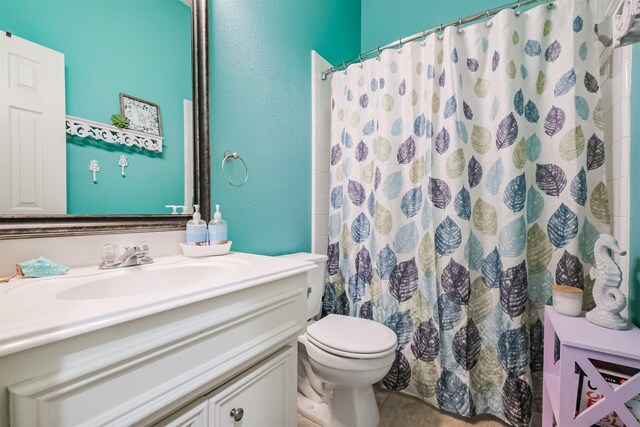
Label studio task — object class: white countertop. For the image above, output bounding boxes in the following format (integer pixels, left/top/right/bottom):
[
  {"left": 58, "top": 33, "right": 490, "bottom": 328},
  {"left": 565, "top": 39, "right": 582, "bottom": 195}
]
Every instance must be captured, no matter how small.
[{"left": 0, "top": 252, "right": 314, "bottom": 357}]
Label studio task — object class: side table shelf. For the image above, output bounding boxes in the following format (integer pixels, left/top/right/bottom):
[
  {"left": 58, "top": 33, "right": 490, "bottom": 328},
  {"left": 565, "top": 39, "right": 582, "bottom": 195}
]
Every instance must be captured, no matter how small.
[{"left": 542, "top": 307, "right": 640, "bottom": 426}]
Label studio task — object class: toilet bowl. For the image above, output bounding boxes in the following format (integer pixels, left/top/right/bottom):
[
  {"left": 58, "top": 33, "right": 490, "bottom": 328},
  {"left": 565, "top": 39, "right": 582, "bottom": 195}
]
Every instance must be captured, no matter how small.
[{"left": 280, "top": 253, "right": 397, "bottom": 427}]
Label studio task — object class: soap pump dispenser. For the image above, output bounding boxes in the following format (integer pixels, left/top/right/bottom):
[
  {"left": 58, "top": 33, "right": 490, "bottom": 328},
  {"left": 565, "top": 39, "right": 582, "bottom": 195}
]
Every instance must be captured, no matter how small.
[
  {"left": 186, "top": 204, "right": 207, "bottom": 245},
  {"left": 208, "top": 204, "right": 228, "bottom": 244}
]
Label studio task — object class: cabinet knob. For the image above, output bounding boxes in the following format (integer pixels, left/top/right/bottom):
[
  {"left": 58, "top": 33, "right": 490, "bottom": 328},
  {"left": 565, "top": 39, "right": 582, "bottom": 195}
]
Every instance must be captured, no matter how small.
[{"left": 230, "top": 407, "right": 244, "bottom": 421}]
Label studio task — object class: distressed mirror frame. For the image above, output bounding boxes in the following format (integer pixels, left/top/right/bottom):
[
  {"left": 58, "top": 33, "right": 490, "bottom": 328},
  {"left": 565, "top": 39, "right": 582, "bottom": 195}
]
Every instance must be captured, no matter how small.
[{"left": 0, "top": 0, "right": 210, "bottom": 240}]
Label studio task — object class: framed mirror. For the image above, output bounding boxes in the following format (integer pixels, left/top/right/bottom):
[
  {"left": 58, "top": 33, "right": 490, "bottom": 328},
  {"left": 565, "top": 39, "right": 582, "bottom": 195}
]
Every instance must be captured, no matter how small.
[{"left": 0, "top": 0, "right": 210, "bottom": 239}]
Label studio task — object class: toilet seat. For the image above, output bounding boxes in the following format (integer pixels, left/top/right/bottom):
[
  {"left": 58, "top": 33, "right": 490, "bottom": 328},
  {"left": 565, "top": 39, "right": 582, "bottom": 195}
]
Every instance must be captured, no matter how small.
[
  {"left": 306, "top": 334, "right": 396, "bottom": 359},
  {"left": 299, "top": 334, "right": 396, "bottom": 372},
  {"left": 306, "top": 314, "right": 397, "bottom": 359}
]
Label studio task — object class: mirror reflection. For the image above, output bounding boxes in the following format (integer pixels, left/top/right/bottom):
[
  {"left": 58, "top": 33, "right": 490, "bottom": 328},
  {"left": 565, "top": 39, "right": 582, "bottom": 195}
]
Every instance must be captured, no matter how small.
[{"left": 0, "top": 0, "right": 193, "bottom": 215}]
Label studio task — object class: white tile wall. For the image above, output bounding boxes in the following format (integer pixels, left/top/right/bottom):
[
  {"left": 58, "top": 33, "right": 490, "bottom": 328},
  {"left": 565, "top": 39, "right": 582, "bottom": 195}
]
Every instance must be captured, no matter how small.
[
  {"left": 311, "top": 51, "right": 333, "bottom": 255},
  {"left": 600, "top": 42, "right": 632, "bottom": 317}
]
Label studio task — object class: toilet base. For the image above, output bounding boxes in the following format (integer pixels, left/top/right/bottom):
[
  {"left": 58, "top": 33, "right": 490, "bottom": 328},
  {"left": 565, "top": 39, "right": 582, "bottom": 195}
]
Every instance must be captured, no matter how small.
[
  {"left": 297, "top": 394, "right": 331, "bottom": 426},
  {"left": 298, "top": 384, "right": 380, "bottom": 427},
  {"left": 331, "top": 385, "right": 380, "bottom": 427}
]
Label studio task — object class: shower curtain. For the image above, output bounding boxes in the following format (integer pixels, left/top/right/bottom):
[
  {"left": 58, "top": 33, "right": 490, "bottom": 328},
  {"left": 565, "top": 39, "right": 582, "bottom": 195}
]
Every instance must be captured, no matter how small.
[{"left": 323, "top": 0, "right": 609, "bottom": 425}]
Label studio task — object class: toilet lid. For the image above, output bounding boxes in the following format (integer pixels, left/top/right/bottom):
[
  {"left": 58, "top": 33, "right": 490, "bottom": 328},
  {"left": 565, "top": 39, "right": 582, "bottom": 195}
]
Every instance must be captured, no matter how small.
[{"left": 306, "top": 314, "right": 397, "bottom": 355}]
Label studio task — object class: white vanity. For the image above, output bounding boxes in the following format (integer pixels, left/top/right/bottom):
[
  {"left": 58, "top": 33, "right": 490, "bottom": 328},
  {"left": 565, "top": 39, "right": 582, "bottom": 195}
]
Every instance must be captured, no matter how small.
[{"left": 0, "top": 252, "right": 313, "bottom": 426}]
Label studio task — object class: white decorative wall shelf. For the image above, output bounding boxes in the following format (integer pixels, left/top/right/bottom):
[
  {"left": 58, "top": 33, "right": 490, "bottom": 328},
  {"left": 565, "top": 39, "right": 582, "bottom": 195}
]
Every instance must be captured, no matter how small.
[{"left": 65, "top": 116, "right": 163, "bottom": 153}]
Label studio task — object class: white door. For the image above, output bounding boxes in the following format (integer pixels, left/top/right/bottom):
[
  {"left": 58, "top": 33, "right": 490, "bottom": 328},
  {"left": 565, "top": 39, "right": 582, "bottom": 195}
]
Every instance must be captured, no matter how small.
[{"left": 0, "top": 31, "right": 66, "bottom": 214}]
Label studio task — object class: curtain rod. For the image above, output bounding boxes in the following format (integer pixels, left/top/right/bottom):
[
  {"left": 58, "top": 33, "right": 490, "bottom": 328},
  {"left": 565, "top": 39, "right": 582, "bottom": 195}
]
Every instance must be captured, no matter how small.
[{"left": 321, "top": 0, "right": 557, "bottom": 80}]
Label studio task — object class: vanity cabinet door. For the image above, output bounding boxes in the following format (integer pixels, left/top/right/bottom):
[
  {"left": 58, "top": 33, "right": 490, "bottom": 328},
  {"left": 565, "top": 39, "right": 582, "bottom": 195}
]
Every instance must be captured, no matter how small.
[
  {"left": 157, "top": 399, "right": 208, "bottom": 427},
  {"left": 208, "top": 346, "right": 296, "bottom": 427}
]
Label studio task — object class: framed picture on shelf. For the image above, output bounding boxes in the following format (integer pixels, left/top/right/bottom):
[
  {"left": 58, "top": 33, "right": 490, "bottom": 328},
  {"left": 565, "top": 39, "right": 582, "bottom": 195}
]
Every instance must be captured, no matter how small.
[{"left": 119, "top": 93, "right": 162, "bottom": 136}]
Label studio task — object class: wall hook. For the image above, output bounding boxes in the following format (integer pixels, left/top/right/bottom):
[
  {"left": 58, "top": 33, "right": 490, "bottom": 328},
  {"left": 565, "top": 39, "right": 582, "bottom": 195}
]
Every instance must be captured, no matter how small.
[
  {"left": 89, "top": 159, "right": 100, "bottom": 183},
  {"left": 118, "top": 155, "right": 129, "bottom": 177}
]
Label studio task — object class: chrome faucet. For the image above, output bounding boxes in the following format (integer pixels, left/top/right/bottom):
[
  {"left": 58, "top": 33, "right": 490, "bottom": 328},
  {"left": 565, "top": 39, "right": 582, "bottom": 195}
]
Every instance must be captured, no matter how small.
[{"left": 99, "top": 243, "right": 153, "bottom": 270}]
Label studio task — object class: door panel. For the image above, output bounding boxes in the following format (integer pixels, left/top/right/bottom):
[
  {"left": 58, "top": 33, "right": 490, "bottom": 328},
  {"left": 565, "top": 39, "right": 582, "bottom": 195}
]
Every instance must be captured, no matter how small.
[
  {"left": 0, "top": 31, "right": 65, "bottom": 214},
  {"left": 209, "top": 347, "right": 296, "bottom": 427}
]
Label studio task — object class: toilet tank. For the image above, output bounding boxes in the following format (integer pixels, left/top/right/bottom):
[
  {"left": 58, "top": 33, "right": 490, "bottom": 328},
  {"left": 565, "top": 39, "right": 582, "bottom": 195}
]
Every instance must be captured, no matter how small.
[{"left": 279, "top": 252, "right": 327, "bottom": 319}]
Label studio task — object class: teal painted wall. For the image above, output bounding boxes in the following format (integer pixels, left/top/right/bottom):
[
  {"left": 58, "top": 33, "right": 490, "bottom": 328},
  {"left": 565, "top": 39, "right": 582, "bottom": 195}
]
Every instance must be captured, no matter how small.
[
  {"left": 361, "top": 0, "right": 505, "bottom": 51},
  {"left": 210, "top": 0, "right": 361, "bottom": 255},
  {"left": 0, "top": 0, "right": 191, "bottom": 214},
  {"left": 630, "top": 45, "right": 640, "bottom": 327}
]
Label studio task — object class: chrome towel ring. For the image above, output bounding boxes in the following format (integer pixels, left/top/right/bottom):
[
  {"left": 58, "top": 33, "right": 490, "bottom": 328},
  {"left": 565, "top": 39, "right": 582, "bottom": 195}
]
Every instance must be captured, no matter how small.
[{"left": 222, "top": 151, "right": 248, "bottom": 187}]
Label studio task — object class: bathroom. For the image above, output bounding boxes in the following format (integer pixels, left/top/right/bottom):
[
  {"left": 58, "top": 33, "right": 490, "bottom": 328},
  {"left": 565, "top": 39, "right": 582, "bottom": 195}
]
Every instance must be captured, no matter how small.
[{"left": 0, "top": 0, "right": 639, "bottom": 425}]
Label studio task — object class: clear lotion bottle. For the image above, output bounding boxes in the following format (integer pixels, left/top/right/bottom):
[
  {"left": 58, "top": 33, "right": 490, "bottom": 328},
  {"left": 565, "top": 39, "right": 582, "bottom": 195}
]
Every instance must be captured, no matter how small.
[
  {"left": 208, "top": 204, "right": 227, "bottom": 244},
  {"left": 186, "top": 204, "right": 207, "bottom": 245}
]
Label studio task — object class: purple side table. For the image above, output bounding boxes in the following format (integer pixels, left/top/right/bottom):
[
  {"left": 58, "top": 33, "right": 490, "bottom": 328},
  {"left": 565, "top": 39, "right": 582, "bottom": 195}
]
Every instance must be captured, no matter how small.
[{"left": 543, "top": 306, "right": 640, "bottom": 426}]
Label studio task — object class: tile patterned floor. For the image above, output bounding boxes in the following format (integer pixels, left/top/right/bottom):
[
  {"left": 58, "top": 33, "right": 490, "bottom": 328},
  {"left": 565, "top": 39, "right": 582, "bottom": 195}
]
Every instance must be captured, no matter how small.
[{"left": 297, "top": 383, "right": 508, "bottom": 427}]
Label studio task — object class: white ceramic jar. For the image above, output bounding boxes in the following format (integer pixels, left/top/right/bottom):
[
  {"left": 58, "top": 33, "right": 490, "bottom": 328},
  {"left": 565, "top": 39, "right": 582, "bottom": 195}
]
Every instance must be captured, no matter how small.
[{"left": 552, "top": 285, "right": 584, "bottom": 316}]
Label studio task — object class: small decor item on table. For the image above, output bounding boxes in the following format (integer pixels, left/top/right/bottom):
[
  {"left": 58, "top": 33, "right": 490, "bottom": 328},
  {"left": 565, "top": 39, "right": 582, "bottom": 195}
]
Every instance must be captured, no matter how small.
[
  {"left": 110, "top": 113, "right": 130, "bottom": 129},
  {"left": 0, "top": 257, "right": 69, "bottom": 283},
  {"left": 118, "top": 155, "right": 128, "bottom": 177},
  {"left": 587, "top": 234, "right": 629, "bottom": 330},
  {"left": 552, "top": 284, "right": 583, "bottom": 316},
  {"left": 120, "top": 93, "right": 162, "bottom": 136},
  {"left": 89, "top": 159, "right": 100, "bottom": 183}
]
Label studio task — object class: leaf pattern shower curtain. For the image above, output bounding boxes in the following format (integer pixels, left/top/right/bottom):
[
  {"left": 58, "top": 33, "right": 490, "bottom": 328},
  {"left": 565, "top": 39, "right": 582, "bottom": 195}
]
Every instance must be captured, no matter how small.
[{"left": 323, "top": 0, "right": 609, "bottom": 425}]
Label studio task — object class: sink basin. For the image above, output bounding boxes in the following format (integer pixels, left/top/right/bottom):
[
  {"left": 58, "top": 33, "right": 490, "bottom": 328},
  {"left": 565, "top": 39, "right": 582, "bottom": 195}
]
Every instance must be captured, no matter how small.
[{"left": 56, "top": 262, "right": 241, "bottom": 300}]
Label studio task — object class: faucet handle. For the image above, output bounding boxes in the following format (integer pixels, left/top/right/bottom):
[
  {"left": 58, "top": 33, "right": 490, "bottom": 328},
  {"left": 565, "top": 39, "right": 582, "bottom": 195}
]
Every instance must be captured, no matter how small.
[
  {"left": 101, "top": 243, "right": 120, "bottom": 263},
  {"left": 133, "top": 242, "right": 150, "bottom": 253}
]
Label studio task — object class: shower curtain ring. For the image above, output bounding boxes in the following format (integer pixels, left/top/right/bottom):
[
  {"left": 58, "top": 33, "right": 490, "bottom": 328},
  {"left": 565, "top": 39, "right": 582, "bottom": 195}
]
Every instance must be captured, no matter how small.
[
  {"left": 420, "top": 30, "right": 427, "bottom": 46},
  {"left": 437, "top": 24, "right": 444, "bottom": 40},
  {"left": 456, "top": 18, "right": 464, "bottom": 34},
  {"left": 342, "top": 61, "right": 347, "bottom": 74},
  {"left": 358, "top": 54, "right": 364, "bottom": 68},
  {"left": 486, "top": 10, "right": 494, "bottom": 27},
  {"left": 376, "top": 46, "right": 382, "bottom": 60},
  {"left": 397, "top": 37, "right": 404, "bottom": 54},
  {"left": 515, "top": 0, "right": 522, "bottom": 16}
]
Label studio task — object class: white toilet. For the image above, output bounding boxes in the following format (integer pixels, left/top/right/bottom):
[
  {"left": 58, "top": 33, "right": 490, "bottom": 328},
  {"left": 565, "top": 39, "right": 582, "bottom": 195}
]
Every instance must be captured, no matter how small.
[{"left": 281, "top": 253, "right": 397, "bottom": 427}]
